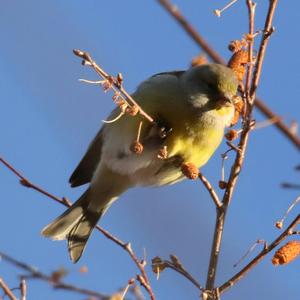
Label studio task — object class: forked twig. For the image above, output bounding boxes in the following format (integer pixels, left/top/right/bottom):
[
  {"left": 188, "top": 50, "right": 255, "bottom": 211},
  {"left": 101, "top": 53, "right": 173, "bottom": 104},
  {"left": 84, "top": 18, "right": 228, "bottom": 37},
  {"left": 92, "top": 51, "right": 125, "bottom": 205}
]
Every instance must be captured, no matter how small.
[
  {"left": 0, "top": 277, "right": 17, "bottom": 300},
  {"left": 152, "top": 255, "right": 203, "bottom": 291},
  {"left": 73, "top": 49, "right": 155, "bottom": 124},
  {"left": 218, "top": 214, "right": 300, "bottom": 294}
]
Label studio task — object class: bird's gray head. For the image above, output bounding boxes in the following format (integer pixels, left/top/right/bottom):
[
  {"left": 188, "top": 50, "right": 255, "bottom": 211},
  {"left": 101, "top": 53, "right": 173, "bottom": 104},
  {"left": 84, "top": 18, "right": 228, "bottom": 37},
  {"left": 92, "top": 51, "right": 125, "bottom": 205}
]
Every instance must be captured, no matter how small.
[{"left": 182, "top": 63, "right": 239, "bottom": 110}]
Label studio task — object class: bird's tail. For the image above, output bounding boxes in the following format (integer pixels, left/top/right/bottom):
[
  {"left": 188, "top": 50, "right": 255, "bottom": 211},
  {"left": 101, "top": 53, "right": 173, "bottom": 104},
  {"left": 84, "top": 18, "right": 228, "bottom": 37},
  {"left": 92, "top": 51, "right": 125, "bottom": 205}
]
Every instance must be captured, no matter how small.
[{"left": 42, "top": 189, "right": 107, "bottom": 263}]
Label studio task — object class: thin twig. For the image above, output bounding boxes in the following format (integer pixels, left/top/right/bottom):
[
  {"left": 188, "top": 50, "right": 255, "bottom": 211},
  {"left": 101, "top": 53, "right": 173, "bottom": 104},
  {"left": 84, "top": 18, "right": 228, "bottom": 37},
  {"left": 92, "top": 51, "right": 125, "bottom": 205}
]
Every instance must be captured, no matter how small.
[
  {"left": 244, "top": 0, "right": 256, "bottom": 107},
  {"left": 158, "top": 0, "right": 223, "bottom": 62},
  {"left": 73, "top": 49, "right": 155, "bottom": 124},
  {"left": 275, "top": 196, "right": 300, "bottom": 228},
  {"left": 233, "top": 239, "right": 266, "bottom": 268},
  {"left": 124, "top": 243, "right": 155, "bottom": 299},
  {"left": 157, "top": 0, "right": 300, "bottom": 150},
  {"left": 130, "top": 284, "right": 146, "bottom": 300},
  {"left": 0, "top": 277, "right": 17, "bottom": 300},
  {"left": 250, "top": 4, "right": 277, "bottom": 97},
  {"left": 253, "top": 99, "right": 300, "bottom": 150},
  {"left": 281, "top": 182, "right": 300, "bottom": 190},
  {"left": 152, "top": 256, "right": 203, "bottom": 291},
  {"left": 253, "top": 116, "right": 281, "bottom": 130},
  {"left": 119, "top": 278, "right": 135, "bottom": 300},
  {"left": 163, "top": 261, "right": 202, "bottom": 291},
  {"left": 214, "top": 0, "right": 239, "bottom": 17},
  {"left": 0, "top": 157, "right": 71, "bottom": 206},
  {"left": 0, "top": 156, "right": 156, "bottom": 300},
  {"left": 0, "top": 252, "right": 108, "bottom": 299},
  {"left": 205, "top": 207, "right": 226, "bottom": 293},
  {"left": 20, "top": 278, "right": 27, "bottom": 300},
  {"left": 218, "top": 214, "right": 300, "bottom": 293},
  {"left": 198, "top": 172, "right": 222, "bottom": 209}
]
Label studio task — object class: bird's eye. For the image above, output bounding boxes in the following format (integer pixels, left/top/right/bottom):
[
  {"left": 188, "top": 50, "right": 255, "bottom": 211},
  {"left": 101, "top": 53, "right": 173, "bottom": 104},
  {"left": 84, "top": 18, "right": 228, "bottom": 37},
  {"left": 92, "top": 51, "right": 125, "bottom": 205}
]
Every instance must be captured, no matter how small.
[{"left": 206, "top": 82, "right": 216, "bottom": 91}]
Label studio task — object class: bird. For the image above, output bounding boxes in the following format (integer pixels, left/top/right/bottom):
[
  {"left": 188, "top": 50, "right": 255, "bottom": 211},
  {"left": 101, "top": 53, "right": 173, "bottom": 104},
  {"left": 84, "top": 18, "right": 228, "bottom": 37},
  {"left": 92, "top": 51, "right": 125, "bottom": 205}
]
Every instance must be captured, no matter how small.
[{"left": 42, "top": 63, "right": 239, "bottom": 262}]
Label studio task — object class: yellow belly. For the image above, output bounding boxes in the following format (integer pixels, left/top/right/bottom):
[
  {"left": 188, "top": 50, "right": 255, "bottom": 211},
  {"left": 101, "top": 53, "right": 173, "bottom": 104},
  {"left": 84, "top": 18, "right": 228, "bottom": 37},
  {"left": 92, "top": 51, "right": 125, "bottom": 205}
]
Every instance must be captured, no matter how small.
[{"left": 166, "top": 123, "right": 224, "bottom": 168}]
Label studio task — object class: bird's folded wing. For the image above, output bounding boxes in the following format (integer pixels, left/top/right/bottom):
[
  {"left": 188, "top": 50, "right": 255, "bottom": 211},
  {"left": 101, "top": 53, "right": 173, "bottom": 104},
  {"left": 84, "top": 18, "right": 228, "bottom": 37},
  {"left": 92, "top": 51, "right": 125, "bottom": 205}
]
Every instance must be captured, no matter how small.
[
  {"left": 69, "top": 128, "right": 104, "bottom": 187},
  {"left": 150, "top": 70, "right": 184, "bottom": 79},
  {"left": 69, "top": 70, "right": 185, "bottom": 186}
]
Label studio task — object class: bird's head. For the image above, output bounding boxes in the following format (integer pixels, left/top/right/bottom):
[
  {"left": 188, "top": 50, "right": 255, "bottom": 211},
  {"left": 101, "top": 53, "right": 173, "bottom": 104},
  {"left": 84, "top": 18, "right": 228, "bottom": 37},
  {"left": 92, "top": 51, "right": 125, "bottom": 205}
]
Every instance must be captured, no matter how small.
[{"left": 183, "top": 63, "right": 239, "bottom": 111}]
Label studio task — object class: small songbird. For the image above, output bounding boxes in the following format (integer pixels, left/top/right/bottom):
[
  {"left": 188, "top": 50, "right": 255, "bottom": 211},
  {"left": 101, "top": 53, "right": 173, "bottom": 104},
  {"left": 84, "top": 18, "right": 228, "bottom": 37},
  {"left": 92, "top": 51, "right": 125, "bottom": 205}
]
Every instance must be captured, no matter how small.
[{"left": 42, "top": 64, "right": 238, "bottom": 262}]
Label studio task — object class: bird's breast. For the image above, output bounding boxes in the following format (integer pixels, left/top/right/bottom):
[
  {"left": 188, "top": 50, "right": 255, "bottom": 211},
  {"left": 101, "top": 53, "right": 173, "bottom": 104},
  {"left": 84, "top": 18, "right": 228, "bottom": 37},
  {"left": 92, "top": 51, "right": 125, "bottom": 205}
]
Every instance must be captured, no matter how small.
[{"left": 165, "top": 112, "right": 226, "bottom": 168}]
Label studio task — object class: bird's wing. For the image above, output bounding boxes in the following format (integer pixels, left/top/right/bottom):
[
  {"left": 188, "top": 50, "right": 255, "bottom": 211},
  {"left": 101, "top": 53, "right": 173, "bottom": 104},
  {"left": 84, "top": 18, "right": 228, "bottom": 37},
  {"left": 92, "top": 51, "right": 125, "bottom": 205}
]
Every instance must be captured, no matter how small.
[
  {"left": 69, "top": 128, "right": 104, "bottom": 187},
  {"left": 150, "top": 70, "right": 184, "bottom": 79},
  {"left": 69, "top": 70, "right": 185, "bottom": 186}
]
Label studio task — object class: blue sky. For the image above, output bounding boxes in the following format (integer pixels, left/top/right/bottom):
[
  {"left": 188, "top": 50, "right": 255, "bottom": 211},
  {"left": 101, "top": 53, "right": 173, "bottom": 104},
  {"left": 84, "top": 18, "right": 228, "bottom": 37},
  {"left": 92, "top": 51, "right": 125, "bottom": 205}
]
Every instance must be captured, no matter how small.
[{"left": 0, "top": 1, "right": 299, "bottom": 299}]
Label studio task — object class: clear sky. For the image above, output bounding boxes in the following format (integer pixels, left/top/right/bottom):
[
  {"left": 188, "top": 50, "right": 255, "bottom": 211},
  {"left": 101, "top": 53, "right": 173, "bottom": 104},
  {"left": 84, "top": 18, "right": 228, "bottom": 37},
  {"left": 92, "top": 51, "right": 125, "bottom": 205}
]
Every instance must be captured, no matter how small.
[{"left": 0, "top": 1, "right": 299, "bottom": 300}]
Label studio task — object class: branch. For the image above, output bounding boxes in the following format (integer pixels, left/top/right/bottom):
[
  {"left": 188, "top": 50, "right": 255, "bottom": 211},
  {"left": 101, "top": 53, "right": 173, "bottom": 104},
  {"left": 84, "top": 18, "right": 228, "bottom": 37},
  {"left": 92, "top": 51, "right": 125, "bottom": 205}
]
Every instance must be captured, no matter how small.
[
  {"left": 0, "top": 251, "right": 108, "bottom": 299},
  {"left": 198, "top": 172, "right": 222, "bottom": 209},
  {"left": 157, "top": 0, "right": 300, "bottom": 151},
  {"left": 250, "top": 1, "right": 277, "bottom": 97},
  {"left": 73, "top": 49, "right": 155, "bottom": 124},
  {"left": 0, "top": 156, "right": 156, "bottom": 300},
  {"left": 0, "top": 157, "right": 71, "bottom": 206},
  {"left": 0, "top": 277, "right": 17, "bottom": 300},
  {"left": 20, "top": 278, "right": 26, "bottom": 300},
  {"left": 205, "top": 0, "right": 278, "bottom": 294},
  {"left": 218, "top": 214, "right": 300, "bottom": 294},
  {"left": 152, "top": 255, "right": 203, "bottom": 291}
]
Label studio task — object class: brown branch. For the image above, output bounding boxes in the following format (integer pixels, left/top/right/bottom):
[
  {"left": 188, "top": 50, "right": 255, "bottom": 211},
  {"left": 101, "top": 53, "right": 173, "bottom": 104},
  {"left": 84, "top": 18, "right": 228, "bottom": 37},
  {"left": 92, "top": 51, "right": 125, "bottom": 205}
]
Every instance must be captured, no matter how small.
[
  {"left": 20, "top": 278, "right": 27, "bottom": 300},
  {"left": 152, "top": 255, "right": 203, "bottom": 291},
  {"left": 218, "top": 214, "right": 300, "bottom": 294},
  {"left": 254, "top": 100, "right": 300, "bottom": 149},
  {"left": 0, "top": 277, "right": 17, "bottom": 300},
  {"left": 163, "top": 261, "right": 202, "bottom": 291},
  {"left": 205, "top": 207, "right": 226, "bottom": 294},
  {"left": 0, "top": 156, "right": 156, "bottom": 300},
  {"left": 198, "top": 172, "right": 222, "bottom": 209},
  {"left": 157, "top": 0, "right": 223, "bottom": 62},
  {"left": 0, "top": 251, "right": 109, "bottom": 299},
  {"left": 73, "top": 49, "right": 155, "bottom": 124},
  {"left": 205, "top": 0, "right": 278, "bottom": 295},
  {"left": 0, "top": 157, "right": 71, "bottom": 206},
  {"left": 119, "top": 278, "right": 135, "bottom": 300},
  {"left": 245, "top": 0, "right": 256, "bottom": 107},
  {"left": 250, "top": 4, "right": 277, "bottom": 97},
  {"left": 157, "top": 0, "right": 300, "bottom": 150}
]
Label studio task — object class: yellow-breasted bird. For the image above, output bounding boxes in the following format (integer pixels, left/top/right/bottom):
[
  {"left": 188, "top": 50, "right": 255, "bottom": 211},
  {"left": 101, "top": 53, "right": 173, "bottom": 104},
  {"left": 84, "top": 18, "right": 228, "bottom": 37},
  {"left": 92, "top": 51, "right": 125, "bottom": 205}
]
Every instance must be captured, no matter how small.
[{"left": 42, "top": 64, "right": 238, "bottom": 262}]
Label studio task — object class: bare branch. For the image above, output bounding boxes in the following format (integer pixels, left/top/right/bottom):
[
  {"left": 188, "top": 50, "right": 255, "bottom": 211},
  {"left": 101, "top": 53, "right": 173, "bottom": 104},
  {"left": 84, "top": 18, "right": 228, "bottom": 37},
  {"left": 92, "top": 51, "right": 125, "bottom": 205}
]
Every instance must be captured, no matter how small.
[
  {"left": 198, "top": 172, "right": 222, "bottom": 209},
  {"left": 275, "top": 195, "right": 300, "bottom": 229},
  {"left": 218, "top": 214, "right": 300, "bottom": 294},
  {"left": 0, "top": 277, "right": 17, "bottom": 300},
  {"left": 205, "top": 0, "right": 278, "bottom": 294},
  {"left": 20, "top": 278, "right": 27, "bottom": 300},
  {"left": 0, "top": 251, "right": 109, "bottom": 299},
  {"left": 0, "top": 156, "right": 156, "bottom": 300},
  {"left": 250, "top": 2, "right": 277, "bottom": 98},
  {"left": 233, "top": 239, "right": 266, "bottom": 268},
  {"left": 73, "top": 49, "right": 155, "bottom": 124},
  {"left": 0, "top": 157, "right": 70, "bottom": 206},
  {"left": 244, "top": 0, "right": 256, "bottom": 107},
  {"left": 152, "top": 255, "right": 203, "bottom": 291},
  {"left": 214, "top": 0, "right": 239, "bottom": 17}
]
